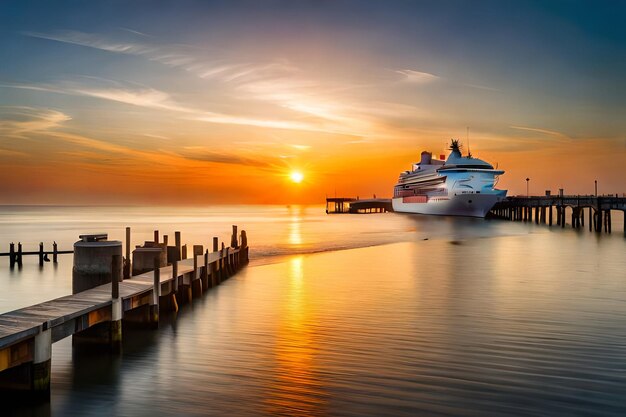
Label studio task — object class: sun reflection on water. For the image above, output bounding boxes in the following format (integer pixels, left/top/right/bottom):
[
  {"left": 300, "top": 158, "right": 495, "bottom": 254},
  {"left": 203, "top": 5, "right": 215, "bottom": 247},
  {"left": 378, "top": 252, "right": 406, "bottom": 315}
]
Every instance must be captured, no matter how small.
[{"left": 264, "top": 256, "right": 326, "bottom": 415}]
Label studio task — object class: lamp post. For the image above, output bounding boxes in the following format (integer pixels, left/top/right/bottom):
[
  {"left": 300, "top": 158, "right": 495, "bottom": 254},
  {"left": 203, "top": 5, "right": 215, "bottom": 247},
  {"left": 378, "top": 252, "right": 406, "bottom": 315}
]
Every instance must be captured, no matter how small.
[
  {"left": 526, "top": 178, "right": 530, "bottom": 198},
  {"left": 594, "top": 180, "right": 597, "bottom": 197}
]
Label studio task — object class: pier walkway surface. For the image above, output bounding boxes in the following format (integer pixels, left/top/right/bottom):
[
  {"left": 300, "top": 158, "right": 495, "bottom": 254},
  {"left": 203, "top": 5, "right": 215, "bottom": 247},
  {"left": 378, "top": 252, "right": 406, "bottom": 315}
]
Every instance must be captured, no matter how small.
[
  {"left": 490, "top": 195, "right": 626, "bottom": 232},
  {"left": 0, "top": 233, "right": 248, "bottom": 395}
]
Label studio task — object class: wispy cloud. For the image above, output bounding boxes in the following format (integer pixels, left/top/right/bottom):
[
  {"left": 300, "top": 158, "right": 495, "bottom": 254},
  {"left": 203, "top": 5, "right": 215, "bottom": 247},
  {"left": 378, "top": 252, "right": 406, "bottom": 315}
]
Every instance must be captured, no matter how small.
[
  {"left": 74, "top": 87, "right": 194, "bottom": 112},
  {"left": 395, "top": 69, "right": 439, "bottom": 84},
  {"left": 0, "top": 106, "right": 71, "bottom": 137},
  {"left": 510, "top": 125, "right": 569, "bottom": 140}
]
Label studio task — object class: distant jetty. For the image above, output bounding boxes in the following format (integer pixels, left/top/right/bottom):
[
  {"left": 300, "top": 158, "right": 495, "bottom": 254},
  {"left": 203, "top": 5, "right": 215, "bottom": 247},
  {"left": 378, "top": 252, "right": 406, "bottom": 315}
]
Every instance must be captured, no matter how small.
[
  {"left": 326, "top": 197, "right": 393, "bottom": 214},
  {"left": 490, "top": 194, "right": 626, "bottom": 233}
]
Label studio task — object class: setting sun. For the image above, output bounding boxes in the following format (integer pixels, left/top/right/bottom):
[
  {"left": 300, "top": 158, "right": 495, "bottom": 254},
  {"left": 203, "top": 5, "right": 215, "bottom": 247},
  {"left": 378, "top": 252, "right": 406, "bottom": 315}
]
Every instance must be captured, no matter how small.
[{"left": 290, "top": 171, "right": 304, "bottom": 184}]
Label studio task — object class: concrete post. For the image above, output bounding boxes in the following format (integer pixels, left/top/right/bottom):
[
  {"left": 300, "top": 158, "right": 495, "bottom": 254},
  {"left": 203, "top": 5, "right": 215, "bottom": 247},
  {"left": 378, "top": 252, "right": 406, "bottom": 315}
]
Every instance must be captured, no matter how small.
[
  {"left": 111, "top": 254, "right": 122, "bottom": 352},
  {"left": 73, "top": 239, "right": 122, "bottom": 294},
  {"left": 32, "top": 326, "right": 52, "bottom": 392}
]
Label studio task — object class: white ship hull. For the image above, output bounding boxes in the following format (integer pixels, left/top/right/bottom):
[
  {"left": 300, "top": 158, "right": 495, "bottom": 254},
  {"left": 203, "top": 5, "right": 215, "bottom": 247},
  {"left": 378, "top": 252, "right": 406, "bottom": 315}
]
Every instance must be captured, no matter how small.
[{"left": 392, "top": 193, "right": 503, "bottom": 217}]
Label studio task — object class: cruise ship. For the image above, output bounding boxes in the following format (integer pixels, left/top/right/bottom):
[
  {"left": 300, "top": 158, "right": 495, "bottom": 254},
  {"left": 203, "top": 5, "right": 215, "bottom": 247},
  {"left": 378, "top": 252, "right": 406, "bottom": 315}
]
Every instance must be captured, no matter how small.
[{"left": 392, "top": 139, "right": 506, "bottom": 217}]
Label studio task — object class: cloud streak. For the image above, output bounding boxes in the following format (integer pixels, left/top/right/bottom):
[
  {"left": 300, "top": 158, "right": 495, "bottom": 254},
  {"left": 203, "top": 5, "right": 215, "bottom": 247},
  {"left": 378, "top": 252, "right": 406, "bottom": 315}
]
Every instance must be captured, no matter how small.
[
  {"left": 396, "top": 69, "right": 439, "bottom": 84},
  {"left": 0, "top": 106, "right": 71, "bottom": 137}
]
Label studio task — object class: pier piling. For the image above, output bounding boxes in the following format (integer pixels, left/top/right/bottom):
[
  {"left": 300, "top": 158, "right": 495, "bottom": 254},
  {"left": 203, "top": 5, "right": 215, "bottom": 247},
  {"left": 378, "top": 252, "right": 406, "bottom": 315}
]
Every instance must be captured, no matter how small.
[
  {"left": 9, "top": 243, "right": 15, "bottom": 269},
  {"left": 32, "top": 326, "right": 51, "bottom": 394},
  {"left": 111, "top": 254, "right": 122, "bottom": 352},
  {"left": 52, "top": 242, "right": 58, "bottom": 263},
  {"left": 150, "top": 257, "right": 160, "bottom": 329}
]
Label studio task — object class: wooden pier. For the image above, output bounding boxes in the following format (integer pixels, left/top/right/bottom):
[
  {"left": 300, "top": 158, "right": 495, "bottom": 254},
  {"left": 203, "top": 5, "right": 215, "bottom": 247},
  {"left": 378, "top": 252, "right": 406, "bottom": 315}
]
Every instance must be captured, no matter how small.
[
  {"left": 326, "top": 197, "right": 393, "bottom": 214},
  {"left": 0, "top": 226, "right": 249, "bottom": 395},
  {"left": 0, "top": 242, "right": 73, "bottom": 268},
  {"left": 490, "top": 195, "right": 626, "bottom": 233}
]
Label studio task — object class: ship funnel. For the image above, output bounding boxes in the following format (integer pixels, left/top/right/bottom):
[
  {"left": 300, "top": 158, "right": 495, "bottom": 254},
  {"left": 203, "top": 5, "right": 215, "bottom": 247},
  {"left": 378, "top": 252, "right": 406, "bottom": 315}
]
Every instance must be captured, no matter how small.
[{"left": 420, "top": 151, "right": 432, "bottom": 165}]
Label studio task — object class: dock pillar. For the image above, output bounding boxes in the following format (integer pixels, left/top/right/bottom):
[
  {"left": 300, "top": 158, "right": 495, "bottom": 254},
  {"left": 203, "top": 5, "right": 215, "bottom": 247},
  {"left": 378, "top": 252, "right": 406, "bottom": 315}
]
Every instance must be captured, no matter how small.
[
  {"left": 580, "top": 207, "right": 585, "bottom": 228},
  {"left": 561, "top": 207, "right": 566, "bottom": 228},
  {"left": 150, "top": 258, "right": 160, "bottom": 329},
  {"left": 111, "top": 255, "right": 122, "bottom": 352},
  {"left": 17, "top": 242, "right": 22, "bottom": 267},
  {"left": 535, "top": 206, "right": 539, "bottom": 224},
  {"left": 213, "top": 237, "right": 220, "bottom": 284},
  {"left": 175, "top": 231, "right": 181, "bottom": 261},
  {"left": 171, "top": 260, "right": 179, "bottom": 313},
  {"left": 32, "top": 327, "right": 51, "bottom": 393},
  {"left": 192, "top": 245, "right": 203, "bottom": 297},
  {"left": 231, "top": 225, "right": 238, "bottom": 248},
  {"left": 124, "top": 227, "right": 131, "bottom": 279},
  {"left": 9, "top": 242, "right": 15, "bottom": 268},
  {"left": 548, "top": 206, "right": 552, "bottom": 226},
  {"left": 154, "top": 230, "right": 159, "bottom": 244},
  {"left": 241, "top": 230, "right": 249, "bottom": 264},
  {"left": 203, "top": 250, "right": 210, "bottom": 290},
  {"left": 52, "top": 242, "right": 58, "bottom": 263},
  {"left": 38, "top": 242, "right": 44, "bottom": 266},
  {"left": 182, "top": 244, "right": 187, "bottom": 260},
  {"left": 596, "top": 210, "right": 602, "bottom": 233}
]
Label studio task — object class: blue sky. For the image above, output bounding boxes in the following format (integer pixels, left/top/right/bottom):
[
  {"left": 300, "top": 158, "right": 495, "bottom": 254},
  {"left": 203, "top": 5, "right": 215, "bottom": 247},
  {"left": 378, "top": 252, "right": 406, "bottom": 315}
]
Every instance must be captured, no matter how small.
[{"left": 0, "top": 1, "right": 624, "bottom": 203}]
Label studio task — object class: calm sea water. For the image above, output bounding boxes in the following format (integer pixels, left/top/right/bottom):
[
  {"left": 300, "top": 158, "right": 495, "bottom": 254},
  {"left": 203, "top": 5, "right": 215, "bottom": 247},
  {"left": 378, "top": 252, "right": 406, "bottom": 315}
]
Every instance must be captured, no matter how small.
[{"left": 1, "top": 205, "right": 625, "bottom": 416}]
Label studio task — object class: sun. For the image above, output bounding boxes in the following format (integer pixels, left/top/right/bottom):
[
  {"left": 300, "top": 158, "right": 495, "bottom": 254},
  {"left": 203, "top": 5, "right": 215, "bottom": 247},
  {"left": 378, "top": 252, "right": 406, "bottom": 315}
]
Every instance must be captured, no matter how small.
[{"left": 290, "top": 171, "right": 304, "bottom": 184}]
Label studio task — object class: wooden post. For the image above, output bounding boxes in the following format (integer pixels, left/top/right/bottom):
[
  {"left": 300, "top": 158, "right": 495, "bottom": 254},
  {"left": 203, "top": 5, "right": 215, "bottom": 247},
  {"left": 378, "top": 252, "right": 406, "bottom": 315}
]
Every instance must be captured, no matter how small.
[
  {"left": 191, "top": 248, "right": 202, "bottom": 298},
  {"left": 213, "top": 237, "right": 220, "bottom": 284},
  {"left": 150, "top": 257, "right": 160, "bottom": 328},
  {"left": 241, "top": 230, "right": 249, "bottom": 264},
  {"left": 596, "top": 209, "right": 602, "bottom": 233},
  {"left": 124, "top": 227, "right": 131, "bottom": 279},
  {"left": 17, "top": 242, "right": 23, "bottom": 267},
  {"left": 561, "top": 207, "right": 565, "bottom": 228},
  {"left": 172, "top": 259, "right": 179, "bottom": 293},
  {"left": 9, "top": 242, "right": 15, "bottom": 268},
  {"left": 203, "top": 249, "right": 210, "bottom": 289},
  {"left": 589, "top": 207, "right": 593, "bottom": 232},
  {"left": 53, "top": 241, "right": 58, "bottom": 263},
  {"left": 39, "top": 242, "right": 44, "bottom": 266},
  {"left": 580, "top": 207, "right": 585, "bottom": 228},
  {"left": 182, "top": 244, "right": 187, "bottom": 260},
  {"left": 154, "top": 230, "right": 159, "bottom": 244},
  {"left": 231, "top": 225, "right": 238, "bottom": 248},
  {"left": 163, "top": 235, "right": 169, "bottom": 246},
  {"left": 548, "top": 206, "right": 553, "bottom": 226},
  {"left": 175, "top": 231, "right": 181, "bottom": 261},
  {"left": 111, "top": 254, "right": 122, "bottom": 352},
  {"left": 535, "top": 206, "right": 539, "bottom": 224}
]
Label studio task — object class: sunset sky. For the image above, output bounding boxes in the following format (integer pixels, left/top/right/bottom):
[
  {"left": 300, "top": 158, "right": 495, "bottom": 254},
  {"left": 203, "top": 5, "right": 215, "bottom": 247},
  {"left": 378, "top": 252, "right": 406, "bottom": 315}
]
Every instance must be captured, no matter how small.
[{"left": 1, "top": 1, "right": 625, "bottom": 204}]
